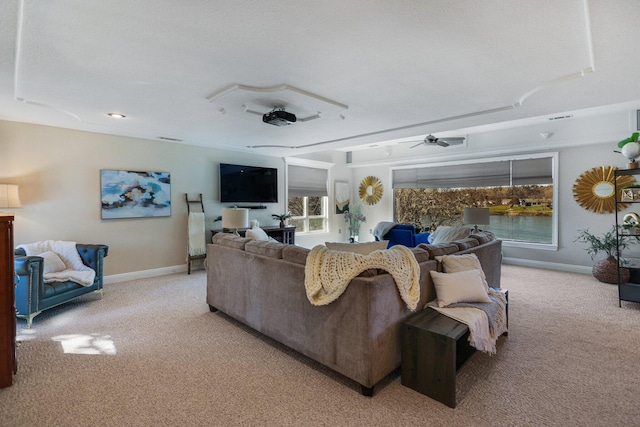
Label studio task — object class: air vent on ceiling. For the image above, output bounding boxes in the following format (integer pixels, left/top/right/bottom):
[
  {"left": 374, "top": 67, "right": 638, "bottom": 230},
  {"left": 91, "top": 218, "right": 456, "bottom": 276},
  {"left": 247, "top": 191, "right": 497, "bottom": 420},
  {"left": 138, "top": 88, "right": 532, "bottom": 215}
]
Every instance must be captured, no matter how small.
[
  {"left": 157, "top": 136, "right": 183, "bottom": 142},
  {"left": 548, "top": 114, "right": 573, "bottom": 121}
]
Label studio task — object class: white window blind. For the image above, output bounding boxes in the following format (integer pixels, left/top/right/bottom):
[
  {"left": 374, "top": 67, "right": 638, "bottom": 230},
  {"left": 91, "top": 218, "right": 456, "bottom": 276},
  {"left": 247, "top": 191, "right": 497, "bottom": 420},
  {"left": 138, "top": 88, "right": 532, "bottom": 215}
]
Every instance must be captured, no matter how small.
[
  {"left": 393, "top": 157, "right": 552, "bottom": 189},
  {"left": 511, "top": 158, "right": 553, "bottom": 185},
  {"left": 288, "top": 165, "right": 328, "bottom": 197}
]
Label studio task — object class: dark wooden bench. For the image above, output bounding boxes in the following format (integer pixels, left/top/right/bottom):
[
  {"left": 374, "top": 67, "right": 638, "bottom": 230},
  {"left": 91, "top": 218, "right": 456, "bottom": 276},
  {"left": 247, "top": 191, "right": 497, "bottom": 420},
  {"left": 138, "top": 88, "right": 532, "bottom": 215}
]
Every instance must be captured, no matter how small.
[{"left": 401, "top": 290, "right": 508, "bottom": 408}]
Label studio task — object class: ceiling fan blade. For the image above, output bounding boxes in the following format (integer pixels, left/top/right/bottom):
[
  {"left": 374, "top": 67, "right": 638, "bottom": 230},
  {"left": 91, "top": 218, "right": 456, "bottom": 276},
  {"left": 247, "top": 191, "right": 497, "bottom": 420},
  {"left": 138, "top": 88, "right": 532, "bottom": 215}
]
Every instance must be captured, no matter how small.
[
  {"left": 440, "top": 137, "right": 465, "bottom": 145},
  {"left": 436, "top": 140, "right": 449, "bottom": 147},
  {"left": 410, "top": 142, "right": 424, "bottom": 149}
]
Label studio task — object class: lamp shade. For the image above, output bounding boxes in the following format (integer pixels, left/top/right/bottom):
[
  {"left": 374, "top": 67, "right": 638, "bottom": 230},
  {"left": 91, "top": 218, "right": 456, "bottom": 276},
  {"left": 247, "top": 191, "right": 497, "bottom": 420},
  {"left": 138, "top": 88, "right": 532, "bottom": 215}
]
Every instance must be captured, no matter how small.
[
  {"left": 0, "top": 184, "right": 21, "bottom": 208},
  {"left": 222, "top": 207, "right": 249, "bottom": 230},
  {"left": 463, "top": 207, "right": 490, "bottom": 226}
]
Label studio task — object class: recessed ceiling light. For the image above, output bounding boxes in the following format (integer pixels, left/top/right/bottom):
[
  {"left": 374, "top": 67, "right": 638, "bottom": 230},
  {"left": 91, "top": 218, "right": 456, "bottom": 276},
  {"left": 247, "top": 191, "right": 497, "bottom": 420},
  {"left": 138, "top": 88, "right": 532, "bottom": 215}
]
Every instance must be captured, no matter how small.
[{"left": 108, "top": 113, "right": 126, "bottom": 119}]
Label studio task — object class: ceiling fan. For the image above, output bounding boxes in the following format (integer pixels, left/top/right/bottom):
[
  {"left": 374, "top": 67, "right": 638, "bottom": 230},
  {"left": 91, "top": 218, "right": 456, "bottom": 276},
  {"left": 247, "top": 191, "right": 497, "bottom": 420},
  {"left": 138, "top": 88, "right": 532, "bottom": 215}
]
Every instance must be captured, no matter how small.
[{"left": 405, "top": 134, "right": 466, "bottom": 148}]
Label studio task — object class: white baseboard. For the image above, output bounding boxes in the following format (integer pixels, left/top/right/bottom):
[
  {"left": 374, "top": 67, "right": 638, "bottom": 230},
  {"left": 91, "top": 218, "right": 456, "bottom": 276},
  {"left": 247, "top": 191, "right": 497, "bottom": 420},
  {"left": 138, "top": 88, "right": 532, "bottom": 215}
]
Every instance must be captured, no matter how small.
[
  {"left": 103, "top": 264, "right": 188, "bottom": 284},
  {"left": 503, "top": 257, "right": 592, "bottom": 275}
]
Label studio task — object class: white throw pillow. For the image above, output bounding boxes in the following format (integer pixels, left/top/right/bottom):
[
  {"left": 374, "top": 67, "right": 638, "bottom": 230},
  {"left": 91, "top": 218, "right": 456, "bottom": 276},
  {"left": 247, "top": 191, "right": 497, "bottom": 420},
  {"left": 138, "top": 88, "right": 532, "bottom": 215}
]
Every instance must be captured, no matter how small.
[
  {"left": 245, "top": 227, "right": 269, "bottom": 241},
  {"left": 325, "top": 241, "right": 388, "bottom": 255},
  {"left": 40, "top": 251, "right": 67, "bottom": 274},
  {"left": 430, "top": 269, "right": 491, "bottom": 308},
  {"left": 437, "top": 253, "right": 489, "bottom": 291},
  {"left": 429, "top": 226, "right": 471, "bottom": 244}
]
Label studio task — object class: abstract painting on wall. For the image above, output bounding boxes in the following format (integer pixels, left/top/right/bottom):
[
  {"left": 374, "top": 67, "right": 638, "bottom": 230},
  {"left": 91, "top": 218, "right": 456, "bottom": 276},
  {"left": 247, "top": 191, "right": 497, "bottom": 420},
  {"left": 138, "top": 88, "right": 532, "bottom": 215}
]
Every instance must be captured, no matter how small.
[
  {"left": 335, "top": 181, "right": 350, "bottom": 214},
  {"left": 100, "top": 170, "right": 171, "bottom": 219}
]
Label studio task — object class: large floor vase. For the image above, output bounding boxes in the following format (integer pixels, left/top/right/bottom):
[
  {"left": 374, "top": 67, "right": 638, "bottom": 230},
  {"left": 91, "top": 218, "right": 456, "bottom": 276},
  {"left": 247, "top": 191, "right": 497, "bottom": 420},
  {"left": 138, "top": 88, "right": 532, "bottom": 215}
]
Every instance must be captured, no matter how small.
[{"left": 592, "top": 255, "right": 629, "bottom": 284}]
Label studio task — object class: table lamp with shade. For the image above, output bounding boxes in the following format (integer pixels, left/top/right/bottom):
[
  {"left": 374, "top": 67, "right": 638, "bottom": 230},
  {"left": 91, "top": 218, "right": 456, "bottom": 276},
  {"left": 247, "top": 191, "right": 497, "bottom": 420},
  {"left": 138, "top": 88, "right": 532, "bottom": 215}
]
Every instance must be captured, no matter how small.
[
  {"left": 0, "top": 184, "right": 21, "bottom": 211},
  {"left": 222, "top": 207, "right": 249, "bottom": 235},
  {"left": 463, "top": 207, "right": 490, "bottom": 233}
]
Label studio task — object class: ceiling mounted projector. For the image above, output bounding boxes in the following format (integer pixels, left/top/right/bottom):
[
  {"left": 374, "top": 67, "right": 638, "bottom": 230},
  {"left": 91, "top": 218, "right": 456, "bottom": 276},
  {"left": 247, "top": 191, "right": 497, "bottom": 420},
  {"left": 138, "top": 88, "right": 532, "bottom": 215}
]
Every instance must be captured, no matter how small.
[{"left": 262, "top": 109, "right": 297, "bottom": 126}]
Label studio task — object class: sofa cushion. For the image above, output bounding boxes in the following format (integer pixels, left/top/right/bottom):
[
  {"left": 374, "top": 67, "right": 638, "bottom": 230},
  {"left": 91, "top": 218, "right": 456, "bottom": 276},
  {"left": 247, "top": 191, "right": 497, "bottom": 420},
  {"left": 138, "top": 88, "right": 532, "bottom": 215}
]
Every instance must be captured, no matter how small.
[
  {"left": 245, "top": 240, "right": 284, "bottom": 258},
  {"left": 418, "top": 242, "right": 459, "bottom": 258},
  {"left": 428, "top": 225, "right": 471, "bottom": 244},
  {"left": 431, "top": 269, "right": 491, "bottom": 308},
  {"left": 469, "top": 231, "right": 496, "bottom": 245},
  {"left": 212, "top": 233, "right": 251, "bottom": 250},
  {"left": 325, "top": 241, "right": 388, "bottom": 255},
  {"left": 245, "top": 227, "right": 269, "bottom": 241},
  {"left": 436, "top": 253, "right": 489, "bottom": 291},
  {"left": 452, "top": 237, "right": 479, "bottom": 251},
  {"left": 409, "top": 246, "right": 431, "bottom": 263},
  {"left": 40, "top": 251, "right": 67, "bottom": 274},
  {"left": 282, "top": 245, "right": 310, "bottom": 265}
]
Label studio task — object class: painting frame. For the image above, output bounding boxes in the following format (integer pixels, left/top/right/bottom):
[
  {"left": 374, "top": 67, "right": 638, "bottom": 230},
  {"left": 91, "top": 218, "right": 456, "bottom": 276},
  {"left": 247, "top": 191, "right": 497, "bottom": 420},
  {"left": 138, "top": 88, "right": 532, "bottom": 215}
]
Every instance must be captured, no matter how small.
[
  {"left": 334, "top": 181, "right": 350, "bottom": 214},
  {"left": 100, "top": 169, "right": 171, "bottom": 219}
]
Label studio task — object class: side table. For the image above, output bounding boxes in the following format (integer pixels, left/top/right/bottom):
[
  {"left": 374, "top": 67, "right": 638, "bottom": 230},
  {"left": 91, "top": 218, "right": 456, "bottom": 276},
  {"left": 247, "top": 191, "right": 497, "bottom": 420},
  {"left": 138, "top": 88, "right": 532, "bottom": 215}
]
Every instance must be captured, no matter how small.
[{"left": 401, "top": 289, "right": 508, "bottom": 408}]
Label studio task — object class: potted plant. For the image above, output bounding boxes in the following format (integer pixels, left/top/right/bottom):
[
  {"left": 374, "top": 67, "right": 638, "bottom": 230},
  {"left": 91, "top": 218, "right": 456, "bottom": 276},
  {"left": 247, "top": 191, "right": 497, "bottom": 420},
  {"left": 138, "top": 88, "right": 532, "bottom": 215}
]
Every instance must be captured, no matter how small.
[
  {"left": 575, "top": 226, "right": 630, "bottom": 284},
  {"left": 272, "top": 212, "right": 292, "bottom": 228},
  {"left": 616, "top": 132, "right": 640, "bottom": 168}
]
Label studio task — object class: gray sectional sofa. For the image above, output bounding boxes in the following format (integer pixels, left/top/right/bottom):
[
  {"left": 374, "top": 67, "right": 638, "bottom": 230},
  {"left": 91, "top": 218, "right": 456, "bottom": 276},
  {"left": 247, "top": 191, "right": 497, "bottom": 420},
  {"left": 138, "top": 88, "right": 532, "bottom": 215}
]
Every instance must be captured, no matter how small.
[{"left": 206, "top": 231, "right": 501, "bottom": 395}]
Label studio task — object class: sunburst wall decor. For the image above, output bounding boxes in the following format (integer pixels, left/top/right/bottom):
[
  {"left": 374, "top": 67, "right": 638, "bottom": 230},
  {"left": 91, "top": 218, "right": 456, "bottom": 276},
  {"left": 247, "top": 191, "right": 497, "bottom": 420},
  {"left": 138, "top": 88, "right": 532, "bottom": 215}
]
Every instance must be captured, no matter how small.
[
  {"left": 359, "top": 176, "right": 383, "bottom": 205},
  {"left": 572, "top": 166, "right": 635, "bottom": 214}
]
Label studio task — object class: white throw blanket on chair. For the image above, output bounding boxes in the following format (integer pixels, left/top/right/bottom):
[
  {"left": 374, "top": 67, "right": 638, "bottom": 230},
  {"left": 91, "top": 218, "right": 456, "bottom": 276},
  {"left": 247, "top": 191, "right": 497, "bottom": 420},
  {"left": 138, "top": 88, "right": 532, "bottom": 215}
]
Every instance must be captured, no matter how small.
[
  {"left": 17, "top": 240, "right": 96, "bottom": 286},
  {"left": 188, "top": 212, "right": 206, "bottom": 256},
  {"left": 304, "top": 244, "right": 420, "bottom": 310}
]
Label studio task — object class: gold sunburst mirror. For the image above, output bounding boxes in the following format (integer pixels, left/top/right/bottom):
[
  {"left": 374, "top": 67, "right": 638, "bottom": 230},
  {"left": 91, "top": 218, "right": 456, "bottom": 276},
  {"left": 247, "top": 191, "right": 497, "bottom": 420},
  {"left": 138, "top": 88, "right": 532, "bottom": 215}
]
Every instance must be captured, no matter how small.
[
  {"left": 573, "top": 166, "right": 635, "bottom": 214},
  {"left": 359, "top": 176, "right": 384, "bottom": 205}
]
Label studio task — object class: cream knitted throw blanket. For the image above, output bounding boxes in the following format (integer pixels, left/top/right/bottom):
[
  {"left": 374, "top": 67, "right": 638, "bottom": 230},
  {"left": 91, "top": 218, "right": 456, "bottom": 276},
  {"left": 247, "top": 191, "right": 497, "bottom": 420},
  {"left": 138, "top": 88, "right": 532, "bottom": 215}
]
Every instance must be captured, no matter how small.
[{"left": 304, "top": 245, "right": 420, "bottom": 310}]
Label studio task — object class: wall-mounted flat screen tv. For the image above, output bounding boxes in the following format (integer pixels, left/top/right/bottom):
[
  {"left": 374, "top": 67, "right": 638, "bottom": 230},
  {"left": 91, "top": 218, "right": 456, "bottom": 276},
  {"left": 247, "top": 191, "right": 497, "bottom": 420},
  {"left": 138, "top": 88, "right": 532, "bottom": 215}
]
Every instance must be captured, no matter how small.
[{"left": 219, "top": 163, "right": 278, "bottom": 203}]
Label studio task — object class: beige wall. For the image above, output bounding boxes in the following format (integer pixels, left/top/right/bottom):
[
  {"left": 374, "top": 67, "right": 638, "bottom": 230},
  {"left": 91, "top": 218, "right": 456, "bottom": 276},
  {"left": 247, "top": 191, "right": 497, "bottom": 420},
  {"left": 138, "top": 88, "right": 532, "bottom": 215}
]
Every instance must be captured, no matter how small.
[{"left": 0, "top": 120, "right": 288, "bottom": 276}]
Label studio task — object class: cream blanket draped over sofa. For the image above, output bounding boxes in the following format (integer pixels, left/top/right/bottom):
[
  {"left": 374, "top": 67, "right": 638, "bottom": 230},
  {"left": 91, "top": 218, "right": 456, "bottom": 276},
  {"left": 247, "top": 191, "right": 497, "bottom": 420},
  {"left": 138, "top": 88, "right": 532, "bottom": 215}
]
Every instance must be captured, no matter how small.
[
  {"left": 304, "top": 244, "right": 420, "bottom": 310},
  {"left": 17, "top": 240, "right": 96, "bottom": 286}
]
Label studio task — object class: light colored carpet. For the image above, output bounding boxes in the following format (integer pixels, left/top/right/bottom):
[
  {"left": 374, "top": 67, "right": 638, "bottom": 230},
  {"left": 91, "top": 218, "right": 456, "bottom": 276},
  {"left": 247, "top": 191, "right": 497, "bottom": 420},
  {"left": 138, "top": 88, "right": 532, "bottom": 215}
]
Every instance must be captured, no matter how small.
[{"left": 1, "top": 265, "right": 640, "bottom": 426}]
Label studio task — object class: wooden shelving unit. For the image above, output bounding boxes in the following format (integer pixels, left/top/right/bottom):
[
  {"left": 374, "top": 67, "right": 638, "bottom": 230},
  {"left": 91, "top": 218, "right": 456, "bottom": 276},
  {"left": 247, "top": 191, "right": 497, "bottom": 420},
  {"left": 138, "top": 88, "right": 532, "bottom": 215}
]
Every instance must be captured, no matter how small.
[{"left": 614, "top": 168, "right": 640, "bottom": 307}]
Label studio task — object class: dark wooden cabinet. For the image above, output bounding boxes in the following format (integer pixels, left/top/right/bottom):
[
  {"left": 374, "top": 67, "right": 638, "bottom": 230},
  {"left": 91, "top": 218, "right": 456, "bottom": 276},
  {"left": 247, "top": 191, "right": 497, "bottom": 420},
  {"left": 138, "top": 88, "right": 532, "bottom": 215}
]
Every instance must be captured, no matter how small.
[
  {"left": 0, "top": 214, "right": 16, "bottom": 388},
  {"left": 211, "top": 226, "right": 296, "bottom": 244}
]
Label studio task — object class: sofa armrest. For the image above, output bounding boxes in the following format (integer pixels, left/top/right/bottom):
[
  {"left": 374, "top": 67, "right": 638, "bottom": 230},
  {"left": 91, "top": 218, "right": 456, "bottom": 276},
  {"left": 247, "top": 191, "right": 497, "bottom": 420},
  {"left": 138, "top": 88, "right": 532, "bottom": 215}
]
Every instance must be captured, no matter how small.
[
  {"left": 414, "top": 232, "right": 430, "bottom": 246},
  {"left": 14, "top": 255, "right": 44, "bottom": 315},
  {"left": 14, "top": 255, "right": 43, "bottom": 277}
]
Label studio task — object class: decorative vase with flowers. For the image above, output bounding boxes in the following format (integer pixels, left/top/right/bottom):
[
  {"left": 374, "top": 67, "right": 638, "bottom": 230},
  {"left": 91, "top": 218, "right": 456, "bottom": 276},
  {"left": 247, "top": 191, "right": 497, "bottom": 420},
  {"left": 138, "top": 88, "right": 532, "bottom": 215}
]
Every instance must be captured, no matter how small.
[{"left": 344, "top": 202, "right": 366, "bottom": 242}]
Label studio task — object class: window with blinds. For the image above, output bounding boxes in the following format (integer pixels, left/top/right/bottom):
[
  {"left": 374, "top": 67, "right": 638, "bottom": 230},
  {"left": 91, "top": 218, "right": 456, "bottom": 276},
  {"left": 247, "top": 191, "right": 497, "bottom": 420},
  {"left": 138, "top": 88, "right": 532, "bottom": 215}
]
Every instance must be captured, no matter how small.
[
  {"left": 392, "top": 155, "right": 555, "bottom": 245},
  {"left": 287, "top": 165, "right": 329, "bottom": 233}
]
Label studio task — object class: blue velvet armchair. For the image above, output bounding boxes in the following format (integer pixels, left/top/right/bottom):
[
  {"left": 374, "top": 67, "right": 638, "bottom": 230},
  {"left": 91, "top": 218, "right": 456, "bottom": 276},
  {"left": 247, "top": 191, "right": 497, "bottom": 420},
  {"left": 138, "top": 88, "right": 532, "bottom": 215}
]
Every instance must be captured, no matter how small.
[
  {"left": 375, "top": 224, "right": 430, "bottom": 248},
  {"left": 14, "top": 244, "right": 108, "bottom": 327}
]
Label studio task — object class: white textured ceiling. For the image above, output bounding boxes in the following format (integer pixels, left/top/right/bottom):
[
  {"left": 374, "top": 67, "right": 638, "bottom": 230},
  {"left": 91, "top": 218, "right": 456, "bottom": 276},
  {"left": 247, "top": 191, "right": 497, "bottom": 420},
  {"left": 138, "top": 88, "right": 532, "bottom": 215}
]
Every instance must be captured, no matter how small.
[{"left": 1, "top": 0, "right": 639, "bottom": 157}]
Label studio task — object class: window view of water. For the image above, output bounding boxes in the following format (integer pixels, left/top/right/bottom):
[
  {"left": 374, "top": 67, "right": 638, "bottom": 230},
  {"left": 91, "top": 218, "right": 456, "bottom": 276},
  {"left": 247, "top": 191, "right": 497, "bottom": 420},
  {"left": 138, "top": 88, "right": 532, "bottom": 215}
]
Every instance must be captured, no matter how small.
[{"left": 488, "top": 215, "right": 552, "bottom": 243}]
